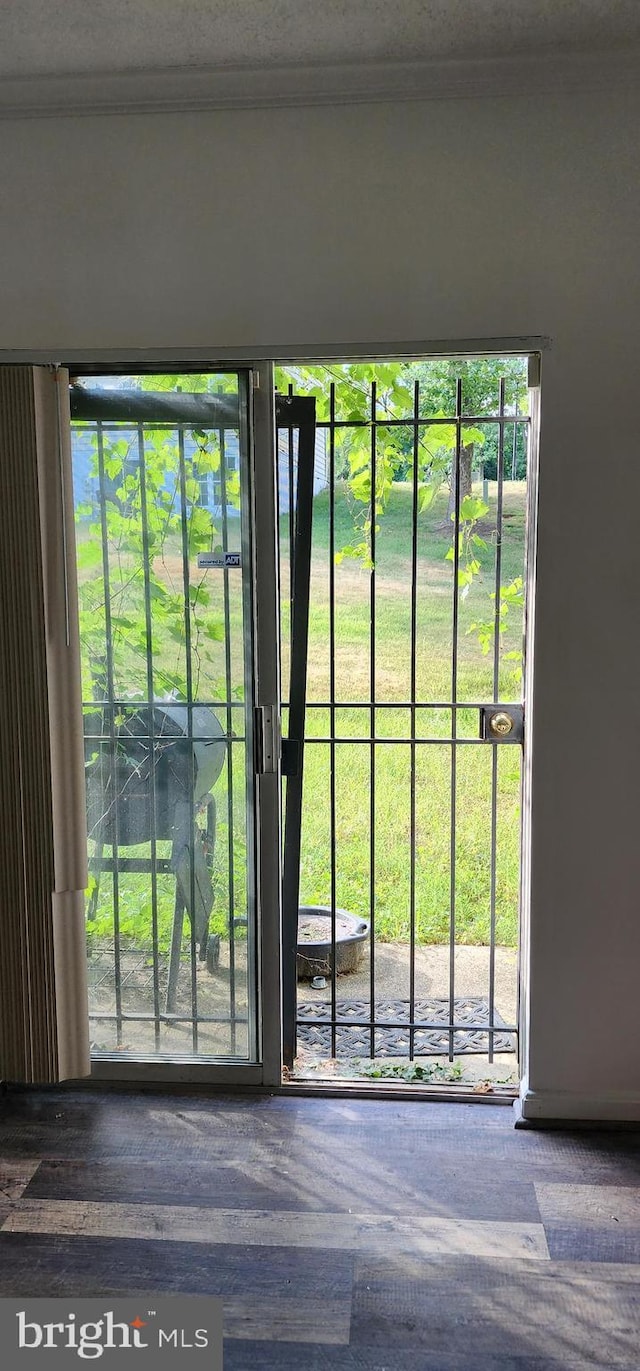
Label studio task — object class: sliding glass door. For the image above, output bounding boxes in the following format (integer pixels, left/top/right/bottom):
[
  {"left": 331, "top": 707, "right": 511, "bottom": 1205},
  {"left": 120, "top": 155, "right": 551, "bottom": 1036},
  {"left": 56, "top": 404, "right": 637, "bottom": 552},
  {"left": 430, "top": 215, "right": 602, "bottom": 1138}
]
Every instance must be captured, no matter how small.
[{"left": 70, "top": 371, "right": 261, "bottom": 1067}]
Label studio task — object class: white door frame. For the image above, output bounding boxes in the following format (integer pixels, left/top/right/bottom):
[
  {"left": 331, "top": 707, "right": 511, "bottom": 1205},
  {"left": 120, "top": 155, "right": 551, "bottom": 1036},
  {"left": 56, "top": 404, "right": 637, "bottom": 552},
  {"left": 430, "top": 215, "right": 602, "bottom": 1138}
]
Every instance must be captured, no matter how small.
[{"left": 0, "top": 338, "right": 545, "bottom": 1091}]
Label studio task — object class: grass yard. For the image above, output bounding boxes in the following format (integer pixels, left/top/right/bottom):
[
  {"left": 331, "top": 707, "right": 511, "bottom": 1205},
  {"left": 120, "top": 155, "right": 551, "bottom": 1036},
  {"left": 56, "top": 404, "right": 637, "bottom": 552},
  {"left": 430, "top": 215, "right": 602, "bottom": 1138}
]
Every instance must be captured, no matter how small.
[{"left": 283, "top": 478, "right": 527, "bottom": 947}]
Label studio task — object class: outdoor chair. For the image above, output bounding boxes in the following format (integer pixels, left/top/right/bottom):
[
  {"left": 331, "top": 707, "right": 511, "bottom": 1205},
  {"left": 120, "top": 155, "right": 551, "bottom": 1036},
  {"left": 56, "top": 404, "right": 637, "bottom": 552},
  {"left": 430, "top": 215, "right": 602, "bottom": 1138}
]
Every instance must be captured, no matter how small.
[{"left": 84, "top": 703, "right": 227, "bottom": 1013}]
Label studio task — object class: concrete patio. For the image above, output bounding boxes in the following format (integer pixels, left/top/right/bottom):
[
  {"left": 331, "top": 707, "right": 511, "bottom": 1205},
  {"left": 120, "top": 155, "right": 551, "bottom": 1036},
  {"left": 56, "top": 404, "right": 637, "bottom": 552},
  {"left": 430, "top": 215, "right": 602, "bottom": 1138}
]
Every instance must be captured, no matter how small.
[{"left": 296, "top": 942, "right": 519, "bottom": 1086}]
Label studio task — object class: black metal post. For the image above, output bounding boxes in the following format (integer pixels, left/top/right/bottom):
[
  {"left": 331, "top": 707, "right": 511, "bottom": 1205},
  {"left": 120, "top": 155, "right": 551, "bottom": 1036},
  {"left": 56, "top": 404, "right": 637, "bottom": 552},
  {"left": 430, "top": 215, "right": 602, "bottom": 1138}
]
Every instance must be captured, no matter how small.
[{"left": 280, "top": 397, "right": 316, "bottom": 1070}]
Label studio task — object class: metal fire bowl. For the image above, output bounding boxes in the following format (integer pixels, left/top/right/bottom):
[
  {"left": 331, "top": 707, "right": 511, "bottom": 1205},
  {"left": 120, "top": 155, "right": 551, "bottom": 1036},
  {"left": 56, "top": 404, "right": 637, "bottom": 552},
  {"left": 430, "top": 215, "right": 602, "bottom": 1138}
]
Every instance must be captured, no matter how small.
[{"left": 297, "top": 906, "right": 369, "bottom": 980}]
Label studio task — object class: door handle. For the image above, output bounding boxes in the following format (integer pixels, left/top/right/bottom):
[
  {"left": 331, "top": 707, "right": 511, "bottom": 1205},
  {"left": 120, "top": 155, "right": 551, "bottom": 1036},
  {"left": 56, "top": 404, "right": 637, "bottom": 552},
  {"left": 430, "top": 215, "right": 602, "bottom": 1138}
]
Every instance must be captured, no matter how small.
[{"left": 479, "top": 704, "right": 524, "bottom": 743}]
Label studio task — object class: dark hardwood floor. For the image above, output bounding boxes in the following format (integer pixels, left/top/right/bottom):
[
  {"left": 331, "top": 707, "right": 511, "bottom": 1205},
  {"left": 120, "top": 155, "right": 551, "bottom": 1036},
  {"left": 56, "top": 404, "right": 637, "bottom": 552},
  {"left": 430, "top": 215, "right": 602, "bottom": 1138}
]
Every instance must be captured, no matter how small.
[{"left": 1, "top": 1089, "right": 639, "bottom": 1368}]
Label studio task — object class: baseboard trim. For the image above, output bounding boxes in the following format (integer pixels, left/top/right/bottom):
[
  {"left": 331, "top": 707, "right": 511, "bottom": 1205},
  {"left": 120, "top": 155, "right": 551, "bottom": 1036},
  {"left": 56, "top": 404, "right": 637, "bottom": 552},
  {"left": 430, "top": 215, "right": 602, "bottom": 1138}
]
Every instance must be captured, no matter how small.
[{"left": 517, "top": 1084, "right": 640, "bottom": 1126}]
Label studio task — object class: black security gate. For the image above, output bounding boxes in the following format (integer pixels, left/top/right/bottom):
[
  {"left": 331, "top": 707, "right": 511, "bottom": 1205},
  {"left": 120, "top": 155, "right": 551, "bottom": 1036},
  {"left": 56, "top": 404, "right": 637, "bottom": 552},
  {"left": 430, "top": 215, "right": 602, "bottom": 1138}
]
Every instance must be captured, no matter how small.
[{"left": 278, "top": 357, "right": 535, "bottom": 1079}]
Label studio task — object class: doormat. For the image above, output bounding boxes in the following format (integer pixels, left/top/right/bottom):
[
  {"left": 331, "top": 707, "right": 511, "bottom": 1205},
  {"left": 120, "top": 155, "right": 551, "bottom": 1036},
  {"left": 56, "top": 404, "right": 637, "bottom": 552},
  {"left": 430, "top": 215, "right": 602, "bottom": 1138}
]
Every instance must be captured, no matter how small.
[{"left": 296, "top": 997, "right": 515, "bottom": 1057}]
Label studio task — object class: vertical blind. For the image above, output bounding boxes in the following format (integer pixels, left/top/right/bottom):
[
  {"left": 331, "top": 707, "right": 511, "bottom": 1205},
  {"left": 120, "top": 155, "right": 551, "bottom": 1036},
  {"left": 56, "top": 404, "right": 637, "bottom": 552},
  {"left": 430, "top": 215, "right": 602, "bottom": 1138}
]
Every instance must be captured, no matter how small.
[{"left": 0, "top": 366, "right": 90, "bottom": 1082}]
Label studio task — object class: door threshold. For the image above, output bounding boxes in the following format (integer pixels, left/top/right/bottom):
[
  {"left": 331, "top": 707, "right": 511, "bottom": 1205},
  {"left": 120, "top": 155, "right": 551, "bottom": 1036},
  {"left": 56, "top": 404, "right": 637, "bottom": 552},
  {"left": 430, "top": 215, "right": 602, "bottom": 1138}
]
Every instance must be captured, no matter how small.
[{"left": 280, "top": 1077, "right": 518, "bottom": 1105}]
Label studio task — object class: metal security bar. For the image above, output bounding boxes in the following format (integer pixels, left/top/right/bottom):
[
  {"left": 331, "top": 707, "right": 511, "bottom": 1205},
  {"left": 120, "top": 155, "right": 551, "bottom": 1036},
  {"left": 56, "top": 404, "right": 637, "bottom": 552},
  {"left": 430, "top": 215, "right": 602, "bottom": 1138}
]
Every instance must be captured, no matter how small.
[
  {"left": 281, "top": 362, "right": 531, "bottom": 1074},
  {"left": 279, "top": 397, "right": 317, "bottom": 1068}
]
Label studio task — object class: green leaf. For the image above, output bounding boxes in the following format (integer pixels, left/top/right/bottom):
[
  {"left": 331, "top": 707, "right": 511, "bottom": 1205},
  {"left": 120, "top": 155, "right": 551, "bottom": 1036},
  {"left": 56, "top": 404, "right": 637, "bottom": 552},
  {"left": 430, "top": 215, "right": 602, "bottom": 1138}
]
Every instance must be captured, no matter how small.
[
  {"left": 424, "top": 420, "right": 456, "bottom": 454},
  {"left": 390, "top": 384, "right": 413, "bottom": 410},
  {"left": 460, "top": 495, "right": 489, "bottom": 522},
  {"left": 460, "top": 424, "right": 486, "bottom": 447},
  {"left": 349, "top": 471, "right": 371, "bottom": 503},
  {"left": 188, "top": 584, "right": 210, "bottom": 605},
  {"left": 418, "top": 483, "right": 438, "bottom": 513}
]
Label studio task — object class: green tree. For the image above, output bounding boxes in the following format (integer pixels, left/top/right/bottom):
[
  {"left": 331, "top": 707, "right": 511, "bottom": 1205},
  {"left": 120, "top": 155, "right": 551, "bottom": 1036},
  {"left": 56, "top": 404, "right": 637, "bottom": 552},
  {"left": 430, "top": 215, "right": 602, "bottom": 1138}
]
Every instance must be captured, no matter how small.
[
  {"left": 275, "top": 357, "right": 527, "bottom": 637},
  {"left": 405, "top": 356, "right": 528, "bottom": 522}
]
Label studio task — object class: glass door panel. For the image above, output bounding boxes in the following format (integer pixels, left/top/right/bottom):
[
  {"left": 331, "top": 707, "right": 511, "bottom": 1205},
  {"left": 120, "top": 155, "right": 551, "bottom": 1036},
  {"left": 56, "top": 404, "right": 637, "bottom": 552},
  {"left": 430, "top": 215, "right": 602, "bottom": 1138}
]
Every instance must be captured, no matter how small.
[{"left": 70, "top": 371, "right": 257, "bottom": 1062}]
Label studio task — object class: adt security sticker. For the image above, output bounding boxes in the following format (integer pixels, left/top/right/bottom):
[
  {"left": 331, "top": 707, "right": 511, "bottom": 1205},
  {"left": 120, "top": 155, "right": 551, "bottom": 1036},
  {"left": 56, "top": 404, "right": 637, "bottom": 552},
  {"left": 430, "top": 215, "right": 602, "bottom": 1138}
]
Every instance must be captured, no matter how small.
[{"left": 197, "top": 552, "right": 241, "bottom": 569}]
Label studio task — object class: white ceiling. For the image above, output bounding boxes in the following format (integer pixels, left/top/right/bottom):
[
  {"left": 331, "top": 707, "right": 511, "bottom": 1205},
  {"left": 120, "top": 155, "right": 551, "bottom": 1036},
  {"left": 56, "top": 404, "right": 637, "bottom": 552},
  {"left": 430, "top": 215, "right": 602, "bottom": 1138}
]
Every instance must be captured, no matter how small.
[{"left": 0, "top": 0, "right": 638, "bottom": 78}]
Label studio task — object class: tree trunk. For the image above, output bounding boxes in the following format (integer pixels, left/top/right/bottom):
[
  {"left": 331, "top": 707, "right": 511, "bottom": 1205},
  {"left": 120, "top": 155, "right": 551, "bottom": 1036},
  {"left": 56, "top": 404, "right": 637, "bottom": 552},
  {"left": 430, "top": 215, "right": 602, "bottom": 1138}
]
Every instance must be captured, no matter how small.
[{"left": 442, "top": 442, "right": 474, "bottom": 526}]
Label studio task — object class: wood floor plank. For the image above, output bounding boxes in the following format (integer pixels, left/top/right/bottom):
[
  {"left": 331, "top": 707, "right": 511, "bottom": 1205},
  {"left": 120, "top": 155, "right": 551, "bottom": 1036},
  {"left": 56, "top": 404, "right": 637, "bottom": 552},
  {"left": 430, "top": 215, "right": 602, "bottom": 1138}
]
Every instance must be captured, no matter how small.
[
  {"left": 288, "top": 1122, "right": 640, "bottom": 1175},
  {"left": 354, "top": 1252, "right": 640, "bottom": 1286},
  {"left": 350, "top": 1260, "right": 640, "bottom": 1363},
  {"left": 222, "top": 1296, "right": 350, "bottom": 1344},
  {"left": 3, "top": 1119, "right": 638, "bottom": 1191},
  {"left": 0, "top": 1159, "right": 40, "bottom": 1200},
  {"left": 2, "top": 1089, "right": 639, "bottom": 1142},
  {"left": 0, "top": 1100, "right": 271, "bottom": 1162},
  {"left": 1, "top": 1199, "right": 549, "bottom": 1259},
  {"left": 356, "top": 1255, "right": 640, "bottom": 1283},
  {"left": 22, "top": 1156, "right": 541, "bottom": 1221},
  {"left": 2, "top": 1093, "right": 638, "bottom": 1182},
  {"left": 535, "top": 1182, "right": 640, "bottom": 1225},
  {"left": 0, "top": 1232, "right": 353, "bottom": 1298},
  {"left": 224, "top": 1346, "right": 419, "bottom": 1370},
  {"left": 223, "top": 1346, "right": 637, "bottom": 1371},
  {"left": 269, "top": 1133, "right": 640, "bottom": 1195},
  {"left": 544, "top": 1222, "right": 640, "bottom": 1264}
]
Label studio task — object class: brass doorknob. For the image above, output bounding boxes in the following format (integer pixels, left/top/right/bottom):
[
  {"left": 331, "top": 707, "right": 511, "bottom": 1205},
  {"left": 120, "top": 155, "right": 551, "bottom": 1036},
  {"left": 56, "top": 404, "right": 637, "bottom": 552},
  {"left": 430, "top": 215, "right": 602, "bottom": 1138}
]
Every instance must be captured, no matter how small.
[{"left": 489, "top": 711, "right": 514, "bottom": 737}]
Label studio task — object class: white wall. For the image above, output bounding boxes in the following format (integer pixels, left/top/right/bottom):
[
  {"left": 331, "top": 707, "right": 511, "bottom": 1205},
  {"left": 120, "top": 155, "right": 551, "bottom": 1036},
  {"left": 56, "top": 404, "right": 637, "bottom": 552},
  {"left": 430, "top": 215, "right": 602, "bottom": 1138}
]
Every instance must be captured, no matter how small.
[{"left": 0, "top": 87, "right": 638, "bottom": 1118}]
